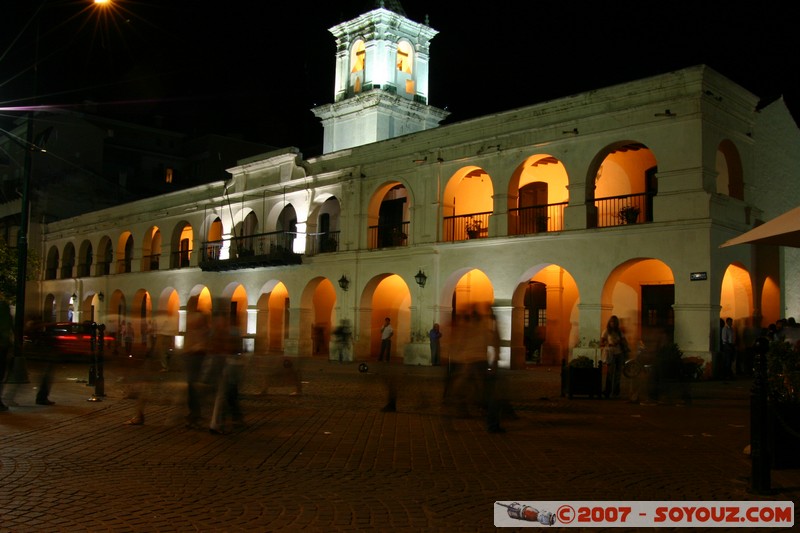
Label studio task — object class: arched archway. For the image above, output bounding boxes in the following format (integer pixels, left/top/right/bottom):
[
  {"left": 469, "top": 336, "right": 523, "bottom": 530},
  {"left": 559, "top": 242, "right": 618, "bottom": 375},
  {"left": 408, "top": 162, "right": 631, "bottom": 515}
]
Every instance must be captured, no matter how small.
[
  {"left": 601, "top": 259, "right": 675, "bottom": 354},
  {"left": 511, "top": 264, "right": 578, "bottom": 367},
  {"left": 508, "top": 155, "right": 569, "bottom": 235},
  {"left": 256, "top": 281, "right": 289, "bottom": 355},
  {"left": 442, "top": 167, "right": 493, "bottom": 241},
  {"left": 299, "top": 277, "right": 337, "bottom": 357},
  {"left": 359, "top": 274, "right": 411, "bottom": 360}
]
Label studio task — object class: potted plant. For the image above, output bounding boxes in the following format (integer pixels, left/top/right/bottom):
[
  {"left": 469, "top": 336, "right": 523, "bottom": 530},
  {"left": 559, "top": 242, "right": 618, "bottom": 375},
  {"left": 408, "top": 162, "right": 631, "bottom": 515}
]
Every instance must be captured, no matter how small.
[
  {"left": 465, "top": 218, "right": 482, "bottom": 239},
  {"left": 618, "top": 205, "right": 640, "bottom": 225}
]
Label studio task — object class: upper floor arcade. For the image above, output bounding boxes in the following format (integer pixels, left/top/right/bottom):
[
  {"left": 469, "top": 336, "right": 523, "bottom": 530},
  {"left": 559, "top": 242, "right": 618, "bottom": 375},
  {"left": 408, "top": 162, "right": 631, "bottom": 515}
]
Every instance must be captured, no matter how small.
[{"left": 41, "top": 126, "right": 749, "bottom": 281}]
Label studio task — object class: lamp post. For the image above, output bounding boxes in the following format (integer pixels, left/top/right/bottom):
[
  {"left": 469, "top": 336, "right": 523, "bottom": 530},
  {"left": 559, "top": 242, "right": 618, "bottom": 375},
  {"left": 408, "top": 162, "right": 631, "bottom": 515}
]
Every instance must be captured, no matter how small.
[{"left": 7, "top": 111, "right": 35, "bottom": 384}]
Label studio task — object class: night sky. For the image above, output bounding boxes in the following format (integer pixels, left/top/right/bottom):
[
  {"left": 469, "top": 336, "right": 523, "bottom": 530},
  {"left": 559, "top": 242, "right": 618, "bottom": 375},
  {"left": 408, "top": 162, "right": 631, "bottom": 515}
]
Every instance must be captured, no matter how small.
[{"left": 3, "top": 1, "right": 798, "bottom": 157}]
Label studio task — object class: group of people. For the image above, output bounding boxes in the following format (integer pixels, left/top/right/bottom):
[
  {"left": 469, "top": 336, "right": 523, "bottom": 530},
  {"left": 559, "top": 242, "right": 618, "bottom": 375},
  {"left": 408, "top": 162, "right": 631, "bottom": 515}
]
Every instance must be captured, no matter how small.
[
  {"left": 377, "top": 309, "right": 509, "bottom": 433},
  {"left": 125, "top": 310, "right": 246, "bottom": 435}
]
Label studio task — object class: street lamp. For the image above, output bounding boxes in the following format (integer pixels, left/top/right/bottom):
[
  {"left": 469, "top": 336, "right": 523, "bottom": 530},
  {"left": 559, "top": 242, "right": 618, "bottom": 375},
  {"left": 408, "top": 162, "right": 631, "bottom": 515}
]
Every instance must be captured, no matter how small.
[{"left": 414, "top": 269, "right": 427, "bottom": 288}]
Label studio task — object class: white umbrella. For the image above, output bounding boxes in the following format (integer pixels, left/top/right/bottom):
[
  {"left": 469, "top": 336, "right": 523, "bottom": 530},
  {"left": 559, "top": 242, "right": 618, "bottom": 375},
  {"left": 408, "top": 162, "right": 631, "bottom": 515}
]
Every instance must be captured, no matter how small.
[{"left": 720, "top": 206, "right": 800, "bottom": 248}]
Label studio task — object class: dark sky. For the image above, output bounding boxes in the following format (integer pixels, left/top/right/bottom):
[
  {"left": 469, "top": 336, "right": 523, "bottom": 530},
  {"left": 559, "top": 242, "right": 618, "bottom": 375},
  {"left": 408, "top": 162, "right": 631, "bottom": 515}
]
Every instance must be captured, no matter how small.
[{"left": 3, "top": 1, "right": 798, "bottom": 157}]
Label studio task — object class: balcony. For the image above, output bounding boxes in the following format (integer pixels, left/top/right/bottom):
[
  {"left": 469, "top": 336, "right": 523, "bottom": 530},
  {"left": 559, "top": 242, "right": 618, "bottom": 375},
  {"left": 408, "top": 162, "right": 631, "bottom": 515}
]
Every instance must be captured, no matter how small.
[
  {"left": 200, "top": 231, "right": 302, "bottom": 271},
  {"left": 307, "top": 231, "right": 341, "bottom": 256},
  {"left": 368, "top": 223, "right": 409, "bottom": 249},
  {"left": 443, "top": 212, "right": 491, "bottom": 241},
  {"left": 143, "top": 253, "right": 160, "bottom": 272},
  {"left": 509, "top": 202, "right": 567, "bottom": 235},
  {"left": 594, "top": 193, "right": 651, "bottom": 227},
  {"left": 171, "top": 250, "right": 192, "bottom": 269}
]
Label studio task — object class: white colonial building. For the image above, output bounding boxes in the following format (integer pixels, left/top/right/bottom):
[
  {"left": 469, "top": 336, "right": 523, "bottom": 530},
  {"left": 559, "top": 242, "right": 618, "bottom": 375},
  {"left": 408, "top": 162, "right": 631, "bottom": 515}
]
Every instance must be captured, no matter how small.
[{"left": 28, "top": 3, "right": 800, "bottom": 373}]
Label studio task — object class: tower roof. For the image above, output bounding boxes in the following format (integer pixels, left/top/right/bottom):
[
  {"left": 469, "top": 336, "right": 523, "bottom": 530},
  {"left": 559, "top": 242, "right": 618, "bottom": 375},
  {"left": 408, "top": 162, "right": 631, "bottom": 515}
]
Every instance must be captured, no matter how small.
[{"left": 368, "top": 0, "right": 406, "bottom": 17}]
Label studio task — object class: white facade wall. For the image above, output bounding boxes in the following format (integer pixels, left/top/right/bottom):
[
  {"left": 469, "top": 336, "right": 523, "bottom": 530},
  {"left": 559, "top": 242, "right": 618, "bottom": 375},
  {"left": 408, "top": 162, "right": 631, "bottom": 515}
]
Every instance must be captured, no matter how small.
[{"left": 31, "top": 66, "right": 800, "bottom": 371}]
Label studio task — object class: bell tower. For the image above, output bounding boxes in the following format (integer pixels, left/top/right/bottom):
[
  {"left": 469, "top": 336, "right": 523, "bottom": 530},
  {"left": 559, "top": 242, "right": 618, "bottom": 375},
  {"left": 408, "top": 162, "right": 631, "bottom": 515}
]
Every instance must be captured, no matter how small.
[{"left": 312, "top": 1, "right": 449, "bottom": 154}]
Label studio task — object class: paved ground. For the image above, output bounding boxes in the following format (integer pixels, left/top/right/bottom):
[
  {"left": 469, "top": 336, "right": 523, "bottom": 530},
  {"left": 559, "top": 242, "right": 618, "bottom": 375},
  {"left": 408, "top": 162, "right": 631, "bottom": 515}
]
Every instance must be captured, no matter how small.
[{"left": 1, "top": 355, "right": 798, "bottom": 532}]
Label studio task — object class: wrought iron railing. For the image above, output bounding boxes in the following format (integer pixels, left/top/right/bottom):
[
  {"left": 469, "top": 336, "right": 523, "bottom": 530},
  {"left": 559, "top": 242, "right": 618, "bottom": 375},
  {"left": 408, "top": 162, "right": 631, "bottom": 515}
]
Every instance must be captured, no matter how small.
[
  {"left": 171, "top": 249, "right": 192, "bottom": 269},
  {"left": 443, "top": 211, "right": 491, "bottom": 241},
  {"left": 142, "top": 253, "right": 160, "bottom": 271},
  {"left": 200, "top": 230, "right": 302, "bottom": 271},
  {"left": 594, "top": 193, "right": 651, "bottom": 227},
  {"left": 307, "top": 231, "right": 341, "bottom": 256},
  {"left": 367, "top": 222, "right": 409, "bottom": 249},
  {"left": 509, "top": 202, "right": 567, "bottom": 235}
]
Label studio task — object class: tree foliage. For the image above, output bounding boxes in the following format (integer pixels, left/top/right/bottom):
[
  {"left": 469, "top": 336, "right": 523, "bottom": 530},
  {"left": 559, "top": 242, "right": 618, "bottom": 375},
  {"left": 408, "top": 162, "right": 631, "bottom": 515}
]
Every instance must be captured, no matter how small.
[{"left": 0, "top": 239, "right": 40, "bottom": 305}]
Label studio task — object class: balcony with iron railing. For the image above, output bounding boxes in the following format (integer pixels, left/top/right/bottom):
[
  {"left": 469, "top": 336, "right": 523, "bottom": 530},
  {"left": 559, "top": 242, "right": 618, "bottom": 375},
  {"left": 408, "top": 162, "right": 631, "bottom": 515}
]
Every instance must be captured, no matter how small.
[
  {"left": 171, "top": 249, "right": 192, "bottom": 269},
  {"left": 509, "top": 202, "right": 567, "bottom": 235},
  {"left": 306, "top": 231, "right": 341, "bottom": 256},
  {"left": 200, "top": 230, "right": 302, "bottom": 271},
  {"left": 368, "top": 223, "right": 409, "bottom": 249},
  {"left": 594, "top": 192, "right": 651, "bottom": 228},
  {"left": 443, "top": 212, "right": 491, "bottom": 241},
  {"left": 142, "top": 253, "right": 160, "bottom": 272}
]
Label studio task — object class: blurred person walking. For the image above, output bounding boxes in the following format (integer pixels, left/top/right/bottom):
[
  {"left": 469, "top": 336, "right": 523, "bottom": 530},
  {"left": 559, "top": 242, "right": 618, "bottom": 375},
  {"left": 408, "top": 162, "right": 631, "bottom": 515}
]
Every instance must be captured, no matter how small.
[
  {"left": 208, "top": 311, "right": 245, "bottom": 435},
  {"left": 184, "top": 311, "right": 210, "bottom": 429}
]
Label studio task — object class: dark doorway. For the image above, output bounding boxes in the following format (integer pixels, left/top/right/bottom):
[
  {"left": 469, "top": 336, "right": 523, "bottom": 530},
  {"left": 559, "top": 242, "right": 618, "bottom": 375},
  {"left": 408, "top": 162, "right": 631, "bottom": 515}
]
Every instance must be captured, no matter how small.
[
  {"left": 641, "top": 284, "right": 674, "bottom": 351},
  {"left": 378, "top": 197, "right": 406, "bottom": 247},
  {"left": 524, "top": 281, "right": 547, "bottom": 363}
]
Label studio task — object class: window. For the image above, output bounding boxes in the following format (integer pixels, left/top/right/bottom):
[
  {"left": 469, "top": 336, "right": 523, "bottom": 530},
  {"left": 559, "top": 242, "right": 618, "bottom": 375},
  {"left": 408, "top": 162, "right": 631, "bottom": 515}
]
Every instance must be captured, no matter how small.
[
  {"left": 396, "top": 41, "right": 413, "bottom": 74},
  {"left": 165, "top": 168, "right": 173, "bottom": 184},
  {"left": 351, "top": 40, "right": 365, "bottom": 73}
]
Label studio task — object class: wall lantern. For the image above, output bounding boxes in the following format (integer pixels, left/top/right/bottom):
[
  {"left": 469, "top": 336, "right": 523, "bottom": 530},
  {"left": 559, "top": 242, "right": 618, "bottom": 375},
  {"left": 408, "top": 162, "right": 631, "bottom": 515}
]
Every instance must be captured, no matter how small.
[
  {"left": 71, "top": 293, "right": 77, "bottom": 302},
  {"left": 98, "top": 292, "right": 104, "bottom": 302},
  {"left": 414, "top": 269, "right": 427, "bottom": 288},
  {"left": 338, "top": 275, "right": 350, "bottom": 291}
]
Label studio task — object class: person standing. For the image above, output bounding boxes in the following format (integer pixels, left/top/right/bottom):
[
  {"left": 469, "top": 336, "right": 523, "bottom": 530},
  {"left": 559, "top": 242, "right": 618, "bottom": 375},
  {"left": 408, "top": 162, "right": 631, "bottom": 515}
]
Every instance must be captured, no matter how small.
[
  {"left": 333, "top": 319, "right": 352, "bottom": 363},
  {"left": 721, "top": 317, "right": 735, "bottom": 380},
  {"left": 429, "top": 323, "right": 442, "bottom": 366},
  {"left": 601, "top": 315, "right": 628, "bottom": 398},
  {"left": 378, "top": 317, "right": 393, "bottom": 362}
]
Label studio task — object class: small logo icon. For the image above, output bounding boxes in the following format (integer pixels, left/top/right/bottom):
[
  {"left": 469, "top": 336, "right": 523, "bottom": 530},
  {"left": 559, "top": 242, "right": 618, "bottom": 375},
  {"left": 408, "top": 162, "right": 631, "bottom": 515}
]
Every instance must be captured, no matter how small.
[{"left": 496, "top": 502, "right": 556, "bottom": 525}]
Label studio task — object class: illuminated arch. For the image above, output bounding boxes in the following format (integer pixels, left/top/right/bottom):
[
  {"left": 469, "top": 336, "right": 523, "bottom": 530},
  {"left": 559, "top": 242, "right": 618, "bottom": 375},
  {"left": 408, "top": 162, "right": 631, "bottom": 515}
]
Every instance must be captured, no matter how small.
[
  {"left": 508, "top": 154, "right": 569, "bottom": 235},
  {"left": 601, "top": 258, "right": 676, "bottom": 351},
  {"left": 442, "top": 166, "right": 494, "bottom": 241},
  {"left": 116, "top": 231, "right": 134, "bottom": 274},
  {"left": 170, "top": 220, "right": 194, "bottom": 268},
  {"left": 256, "top": 280, "right": 290, "bottom": 355},
  {"left": 141, "top": 226, "right": 162, "bottom": 272},
  {"left": 589, "top": 142, "right": 658, "bottom": 227},
  {"left": 510, "top": 264, "right": 578, "bottom": 366},
  {"left": 359, "top": 274, "right": 412, "bottom": 358},
  {"left": 367, "top": 182, "right": 411, "bottom": 249},
  {"left": 720, "top": 262, "right": 753, "bottom": 325},
  {"left": 299, "top": 277, "right": 337, "bottom": 357}
]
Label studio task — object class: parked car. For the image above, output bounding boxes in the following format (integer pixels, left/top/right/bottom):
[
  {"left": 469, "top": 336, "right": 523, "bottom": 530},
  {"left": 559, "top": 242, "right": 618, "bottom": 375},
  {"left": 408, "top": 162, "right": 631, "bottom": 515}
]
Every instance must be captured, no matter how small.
[{"left": 24, "top": 321, "right": 115, "bottom": 362}]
